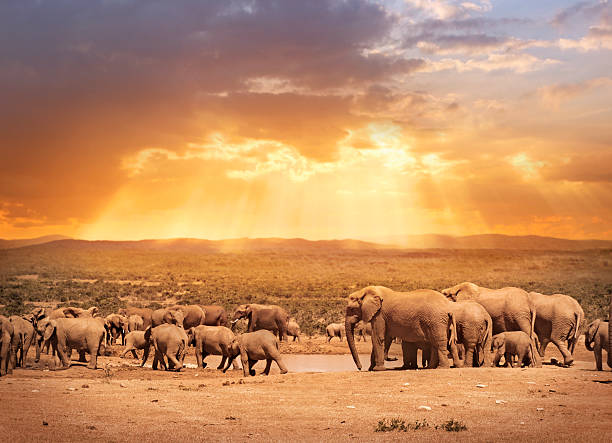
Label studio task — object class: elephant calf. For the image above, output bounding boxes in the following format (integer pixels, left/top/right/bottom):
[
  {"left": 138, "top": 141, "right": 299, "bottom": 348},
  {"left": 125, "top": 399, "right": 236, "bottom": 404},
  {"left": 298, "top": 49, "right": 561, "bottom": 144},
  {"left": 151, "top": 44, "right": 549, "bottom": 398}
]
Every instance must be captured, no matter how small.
[
  {"left": 491, "top": 331, "right": 538, "bottom": 368},
  {"left": 326, "top": 323, "right": 344, "bottom": 342},
  {"left": 141, "top": 324, "right": 188, "bottom": 371},
  {"left": 120, "top": 331, "right": 147, "bottom": 359},
  {"left": 223, "top": 330, "right": 288, "bottom": 377},
  {"left": 287, "top": 318, "right": 301, "bottom": 342},
  {"left": 188, "top": 325, "right": 239, "bottom": 370},
  {"left": 585, "top": 319, "right": 609, "bottom": 371}
]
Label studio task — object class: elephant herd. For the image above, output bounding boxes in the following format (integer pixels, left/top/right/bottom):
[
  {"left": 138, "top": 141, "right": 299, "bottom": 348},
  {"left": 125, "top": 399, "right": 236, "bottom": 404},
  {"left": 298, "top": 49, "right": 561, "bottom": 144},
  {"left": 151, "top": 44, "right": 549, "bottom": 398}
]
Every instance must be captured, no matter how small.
[
  {"left": 0, "top": 303, "right": 293, "bottom": 378},
  {"left": 343, "top": 282, "right": 611, "bottom": 371},
  {"left": 1, "top": 283, "right": 612, "bottom": 377}
]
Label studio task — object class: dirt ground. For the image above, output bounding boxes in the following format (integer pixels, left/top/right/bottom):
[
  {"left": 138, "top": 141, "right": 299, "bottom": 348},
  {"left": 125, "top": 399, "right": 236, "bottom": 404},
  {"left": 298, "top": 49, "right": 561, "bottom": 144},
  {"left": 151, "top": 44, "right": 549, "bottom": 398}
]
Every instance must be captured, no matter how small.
[{"left": 1, "top": 337, "right": 611, "bottom": 442}]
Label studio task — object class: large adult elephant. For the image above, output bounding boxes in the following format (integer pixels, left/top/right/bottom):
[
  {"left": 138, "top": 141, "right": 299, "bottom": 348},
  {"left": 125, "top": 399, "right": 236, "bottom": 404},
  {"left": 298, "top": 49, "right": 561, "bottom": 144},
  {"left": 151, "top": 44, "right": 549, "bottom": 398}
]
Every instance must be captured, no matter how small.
[
  {"left": 168, "top": 305, "right": 207, "bottom": 329},
  {"left": 0, "top": 315, "right": 15, "bottom": 376},
  {"left": 118, "top": 307, "right": 152, "bottom": 329},
  {"left": 528, "top": 292, "right": 584, "bottom": 366},
  {"left": 151, "top": 308, "right": 184, "bottom": 328},
  {"left": 50, "top": 306, "right": 98, "bottom": 319},
  {"left": 37, "top": 317, "right": 106, "bottom": 370},
  {"left": 231, "top": 304, "right": 289, "bottom": 341},
  {"left": 105, "top": 314, "right": 129, "bottom": 345},
  {"left": 201, "top": 305, "right": 228, "bottom": 326},
  {"left": 442, "top": 282, "right": 539, "bottom": 366},
  {"left": 345, "top": 286, "right": 460, "bottom": 370},
  {"left": 9, "top": 315, "right": 36, "bottom": 368}
]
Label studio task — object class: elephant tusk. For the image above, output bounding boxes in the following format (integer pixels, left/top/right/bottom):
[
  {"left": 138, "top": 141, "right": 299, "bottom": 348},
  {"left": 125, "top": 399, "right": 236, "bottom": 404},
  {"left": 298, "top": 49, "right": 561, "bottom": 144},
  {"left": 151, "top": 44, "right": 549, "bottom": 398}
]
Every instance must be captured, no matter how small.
[{"left": 230, "top": 319, "right": 239, "bottom": 324}]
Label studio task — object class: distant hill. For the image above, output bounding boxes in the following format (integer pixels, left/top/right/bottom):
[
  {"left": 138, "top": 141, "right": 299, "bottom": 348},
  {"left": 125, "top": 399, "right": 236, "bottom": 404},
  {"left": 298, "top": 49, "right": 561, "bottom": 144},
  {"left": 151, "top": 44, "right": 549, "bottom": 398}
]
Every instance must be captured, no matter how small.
[
  {"left": 0, "top": 235, "right": 71, "bottom": 250},
  {"left": 378, "top": 234, "right": 612, "bottom": 250}
]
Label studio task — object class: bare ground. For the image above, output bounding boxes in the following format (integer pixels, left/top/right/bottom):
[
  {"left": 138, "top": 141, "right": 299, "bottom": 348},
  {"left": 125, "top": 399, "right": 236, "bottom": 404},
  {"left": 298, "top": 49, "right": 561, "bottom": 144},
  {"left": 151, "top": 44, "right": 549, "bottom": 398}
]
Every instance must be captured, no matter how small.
[{"left": 1, "top": 339, "right": 611, "bottom": 442}]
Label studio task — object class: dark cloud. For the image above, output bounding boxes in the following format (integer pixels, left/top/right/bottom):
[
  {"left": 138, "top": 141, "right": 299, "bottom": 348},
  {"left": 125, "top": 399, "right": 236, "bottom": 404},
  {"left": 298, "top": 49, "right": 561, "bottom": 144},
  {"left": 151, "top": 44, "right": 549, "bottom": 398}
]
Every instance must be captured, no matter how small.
[
  {"left": 544, "top": 152, "right": 612, "bottom": 183},
  {"left": 551, "top": 1, "right": 610, "bottom": 26}
]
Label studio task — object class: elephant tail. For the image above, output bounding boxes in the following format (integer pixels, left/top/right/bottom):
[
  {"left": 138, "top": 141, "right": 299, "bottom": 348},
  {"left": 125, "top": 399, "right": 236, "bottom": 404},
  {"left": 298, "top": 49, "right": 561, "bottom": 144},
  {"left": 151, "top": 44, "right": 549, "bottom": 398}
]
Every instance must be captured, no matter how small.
[
  {"left": 567, "top": 311, "right": 582, "bottom": 355},
  {"left": 528, "top": 337, "right": 539, "bottom": 368},
  {"left": 529, "top": 306, "right": 536, "bottom": 340},
  {"left": 447, "top": 312, "right": 457, "bottom": 347},
  {"left": 478, "top": 316, "right": 492, "bottom": 367},
  {"left": 585, "top": 320, "right": 600, "bottom": 351},
  {"left": 141, "top": 327, "right": 152, "bottom": 367}
]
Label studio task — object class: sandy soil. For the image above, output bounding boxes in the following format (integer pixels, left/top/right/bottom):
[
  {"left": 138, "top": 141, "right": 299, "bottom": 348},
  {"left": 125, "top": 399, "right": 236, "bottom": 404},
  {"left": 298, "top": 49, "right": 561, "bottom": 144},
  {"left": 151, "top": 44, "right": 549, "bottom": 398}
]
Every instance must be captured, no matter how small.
[{"left": 1, "top": 338, "right": 611, "bottom": 442}]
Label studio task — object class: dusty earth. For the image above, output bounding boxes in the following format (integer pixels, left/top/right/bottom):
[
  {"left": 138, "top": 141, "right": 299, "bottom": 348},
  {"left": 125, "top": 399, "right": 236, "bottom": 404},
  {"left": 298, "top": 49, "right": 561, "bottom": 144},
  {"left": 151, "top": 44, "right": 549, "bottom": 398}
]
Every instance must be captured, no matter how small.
[{"left": 1, "top": 337, "right": 611, "bottom": 442}]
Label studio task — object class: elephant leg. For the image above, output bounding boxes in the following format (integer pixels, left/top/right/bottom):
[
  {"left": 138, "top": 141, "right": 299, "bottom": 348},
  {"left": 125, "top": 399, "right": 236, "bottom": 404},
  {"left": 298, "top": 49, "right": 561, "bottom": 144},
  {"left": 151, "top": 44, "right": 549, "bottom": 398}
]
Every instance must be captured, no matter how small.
[
  {"left": 240, "top": 354, "right": 250, "bottom": 377},
  {"left": 120, "top": 347, "right": 130, "bottom": 358},
  {"left": 384, "top": 334, "right": 397, "bottom": 361},
  {"left": 78, "top": 350, "right": 87, "bottom": 363},
  {"left": 248, "top": 358, "right": 257, "bottom": 376},
  {"left": 552, "top": 339, "right": 573, "bottom": 366},
  {"left": 427, "top": 346, "right": 438, "bottom": 369},
  {"left": 464, "top": 344, "right": 476, "bottom": 368},
  {"left": 218, "top": 355, "right": 226, "bottom": 370},
  {"left": 401, "top": 342, "right": 417, "bottom": 369},
  {"left": 56, "top": 343, "right": 71, "bottom": 369},
  {"left": 166, "top": 352, "right": 181, "bottom": 372},
  {"left": 435, "top": 344, "right": 451, "bottom": 369},
  {"left": 131, "top": 350, "right": 138, "bottom": 359},
  {"left": 368, "top": 316, "right": 386, "bottom": 371},
  {"left": 87, "top": 346, "right": 98, "bottom": 370},
  {"left": 263, "top": 358, "right": 272, "bottom": 375},
  {"left": 539, "top": 339, "right": 550, "bottom": 358},
  {"left": 506, "top": 353, "right": 516, "bottom": 368},
  {"left": 35, "top": 338, "right": 41, "bottom": 363},
  {"left": 201, "top": 351, "right": 209, "bottom": 369},
  {"left": 594, "top": 344, "right": 603, "bottom": 371}
]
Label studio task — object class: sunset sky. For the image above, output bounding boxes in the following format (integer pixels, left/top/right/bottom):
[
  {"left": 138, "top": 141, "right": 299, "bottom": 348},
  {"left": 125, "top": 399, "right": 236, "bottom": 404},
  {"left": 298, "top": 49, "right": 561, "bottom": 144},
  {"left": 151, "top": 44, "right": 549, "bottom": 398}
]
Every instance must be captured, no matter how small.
[{"left": 1, "top": 0, "right": 611, "bottom": 242}]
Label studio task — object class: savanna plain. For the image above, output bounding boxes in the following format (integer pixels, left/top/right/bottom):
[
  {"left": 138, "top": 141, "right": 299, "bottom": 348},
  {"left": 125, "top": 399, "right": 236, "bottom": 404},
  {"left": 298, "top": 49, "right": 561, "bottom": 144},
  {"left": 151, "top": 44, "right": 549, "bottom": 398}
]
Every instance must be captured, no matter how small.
[{"left": 1, "top": 244, "right": 611, "bottom": 441}]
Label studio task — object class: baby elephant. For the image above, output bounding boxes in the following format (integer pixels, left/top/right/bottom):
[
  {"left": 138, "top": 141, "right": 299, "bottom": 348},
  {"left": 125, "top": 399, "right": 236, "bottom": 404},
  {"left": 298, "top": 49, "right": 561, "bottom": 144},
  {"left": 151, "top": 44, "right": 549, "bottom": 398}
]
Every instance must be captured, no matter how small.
[
  {"left": 585, "top": 319, "right": 609, "bottom": 371},
  {"left": 120, "top": 331, "right": 146, "bottom": 359},
  {"left": 188, "top": 325, "right": 239, "bottom": 370},
  {"left": 223, "top": 330, "right": 288, "bottom": 377},
  {"left": 141, "top": 324, "right": 188, "bottom": 371},
  {"left": 491, "top": 331, "right": 537, "bottom": 368}
]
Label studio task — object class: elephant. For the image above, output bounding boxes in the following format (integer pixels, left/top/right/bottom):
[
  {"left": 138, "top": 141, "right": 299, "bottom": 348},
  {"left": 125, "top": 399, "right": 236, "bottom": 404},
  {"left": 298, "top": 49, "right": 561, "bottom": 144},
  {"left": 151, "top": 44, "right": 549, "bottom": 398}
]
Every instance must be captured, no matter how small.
[
  {"left": 187, "top": 325, "right": 239, "bottom": 370},
  {"left": 118, "top": 307, "right": 153, "bottom": 329},
  {"left": 231, "top": 304, "right": 289, "bottom": 341},
  {"left": 491, "top": 331, "right": 538, "bottom": 368},
  {"left": 105, "top": 314, "right": 129, "bottom": 345},
  {"left": 0, "top": 315, "right": 16, "bottom": 376},
  {"left": 201, "top": 305, "right": 228, "bottom": 326},
  {"left": 141, "top": 324, "right": 188, "bottom": 371},
  {"left": 223, "top": 330, "right": 288, "bottom": 377},
  {"left": 49, "top": 306, "right": 99, "bottom": 319},
  {"left": 286, "top": 318, "right": 301, "bottom": 342},
  {"left": 9, "top": 315, "right": 36, "bottom": 368},
  {"left": 451, "top": 301, "right": 493, "bottom": 367},
  {"left": 528, "top": 292, "right": 584, "bottom": 366},
  {"left": 608, "top": 296, "right": 612, "bottom": 370},
  {"left": 345, "top": 286, "right": 460, "bottom": 371},
  {"left": 151, "top": 308, "right": 185, "bottom": 329},
  {"left": 442, "top": 282, "right": 540, "bottom": 367},
  {"left": 36, "top": 316, "right": 106, "bottom": 370},
  {"left": 585, "top": 319, "right": 609, "bottom": 371},
  {"left": 168, "top": 305, "right": 207, "bottom": 329},
  {"left": 120, "top": 331, "right": 147, "bottom": 359},
  {"left": 326, "top": 323, "right": 344, "bottom": 342},
  {"left": 128, "top": 314, "right": 145, "bottom": 332},
  {"left": 354, "top": 321, "right": 372, "bottom": 342}
]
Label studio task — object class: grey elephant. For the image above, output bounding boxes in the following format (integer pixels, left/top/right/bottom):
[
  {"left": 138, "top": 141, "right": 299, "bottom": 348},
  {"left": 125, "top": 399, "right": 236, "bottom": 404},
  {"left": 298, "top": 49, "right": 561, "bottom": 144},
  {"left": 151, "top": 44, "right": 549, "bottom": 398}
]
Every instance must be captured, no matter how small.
[
  {"left": 609, "top": 296, "right": 612, "bottom": 370},
  {"left": 491, "top": 331, "right": 538, "bottom": 368},
  {"left": 286, "top": 318, "right": 301, "bottom": 342},
  {"left": 232, "top": 304, "right": 289, "bottom": 341},
  {"left": 151, "top": 308, "right": 185, "bottom": 328},
  {"left": 345, "top": 286, "right": 460, "bottom": 370},
  {"left": 168, "top": 305, "right": 207, "bottom": 329},
  {"left": 118, "top": 307, "right": 153, "bottom": 329},
  {"left": 585, "top": 319, "right": 609, "bottom": 371},
  {"left": 528, "top": 291, "right": 584, "bottom": 366},
  {"left": 37, "top": 316, "right": 106, "bottom": 370},
  {"left": 141, "top": 324, "right": 188, "bottom": 371},
  {"left": 354, "top": 321, "right": 371, "bottom": 342},
  {"left": 50, "top": 306, "right": 99, "bottom": 319},
  {"left": 223, "top": 330, "right": 288, "bottom": 376},
  {"left": 326, "top": 323, "right": 344, "bottom": 342},
  {"left": 0, "top": 315, "right": 16, "bottom": 376},
  {"left": 105, "top": 314, "right": 129, "bottom": 345},
  {"left": 201, "top": 305, "right": 228, "bottom": 326},
  {"left": 442, "top": 282, "right": 540, "bottom": 367},
  {"left": 9, "top": 315, "right": 36, "bottom": 368},
  {"left": 128, "top": 314, "right": 145, "bottom": 332},
  {"left": 452, "top": 301, "right": 493, "bottom": 367},
  {"left": 120, "top": 331, "right": 147, "bottom": 359},
  {"left": 187, "top": 325, "right": 239, "bottom": 370}
]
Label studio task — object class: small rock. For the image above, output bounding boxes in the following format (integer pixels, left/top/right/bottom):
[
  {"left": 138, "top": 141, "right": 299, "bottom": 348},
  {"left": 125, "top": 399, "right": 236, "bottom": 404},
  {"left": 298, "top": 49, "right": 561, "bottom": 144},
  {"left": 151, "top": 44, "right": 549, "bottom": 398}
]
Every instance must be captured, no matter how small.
[
  {"left": 403, "top": 383, "right": 410, "bottom": 386},
  {"left": 67, "top": 387, "right": 76, "bottom": 391},
  {"left": 42, "top": 421, "right": 48, "bottom": 426},
  {"left": 520, "top": 422, "right": 525, "bottom": 425},
  {"left": 222, "top": 381, "right": 230, "bottom": 386},
  {"left": 151, "top": 399, "right": 158, "bottom": 403},
  {"left": 495, "top": 400, "right": 507, "bottom": 404},
  {"left": 548, "top": 389, "right": 556, "bottom": 392},
  {"left": 119, "top": 383, "right": 127, "bottom": 388},
  {"left": 81, "top": 384, "right": 89, "bottom": 389},
  {"left": 346, "top": 405, "right": 356, "bottom": 409},
  {"left": 527, "top": 381, "right": 536, "bottom": 385},
  {"left": 536, "top": 408, "right": 544, "bottom": 411},
  {"left": 441, "top": 403, "right": 449, "bottom": 407},
  {"left": 31, "top": 389, "right": 40, "bottom": 393},
  {"left": 418, "top": 405, "right": 432, "bottom": 411},
  {"left": 476, "top": 384, "right": 487, "bottom": 388},
  {"left": 86, "top": 425, "right": 97, "bottom": 430}
]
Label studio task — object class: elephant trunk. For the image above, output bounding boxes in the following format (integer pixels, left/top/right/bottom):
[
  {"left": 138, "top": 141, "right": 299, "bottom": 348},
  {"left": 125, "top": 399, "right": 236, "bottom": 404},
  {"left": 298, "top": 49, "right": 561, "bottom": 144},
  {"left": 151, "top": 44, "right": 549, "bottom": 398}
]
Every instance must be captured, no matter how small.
[{"left": 345, "top": 312, "right": 361, "bottom": 371}]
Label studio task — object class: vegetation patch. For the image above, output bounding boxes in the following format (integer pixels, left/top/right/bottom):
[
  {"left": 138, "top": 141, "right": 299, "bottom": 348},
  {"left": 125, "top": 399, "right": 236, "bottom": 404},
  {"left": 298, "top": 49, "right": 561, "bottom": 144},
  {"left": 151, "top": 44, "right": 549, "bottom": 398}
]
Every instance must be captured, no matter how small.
[{"left": 375, "top": 417, "right": 467, "bottom": 432}]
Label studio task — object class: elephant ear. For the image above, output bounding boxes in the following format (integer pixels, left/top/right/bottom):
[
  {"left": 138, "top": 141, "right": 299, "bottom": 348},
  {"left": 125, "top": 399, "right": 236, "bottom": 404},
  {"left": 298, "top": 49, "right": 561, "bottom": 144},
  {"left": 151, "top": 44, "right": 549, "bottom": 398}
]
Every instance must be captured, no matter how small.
[
  {"left": 245, "top": 305, "right": 253, "bottom": 317},
  {"left": 43, "top": 320, "right": 57, "bottom": 342},
  {"left": 361, "top": 288, "right": 382, "bottom": 323}
]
